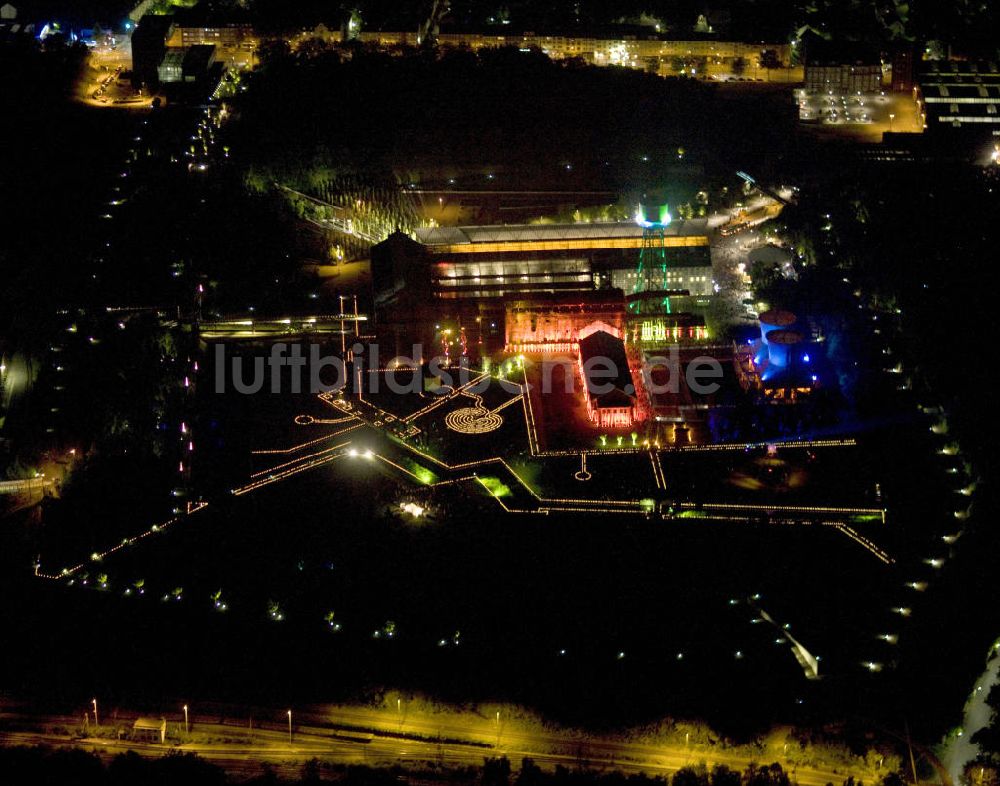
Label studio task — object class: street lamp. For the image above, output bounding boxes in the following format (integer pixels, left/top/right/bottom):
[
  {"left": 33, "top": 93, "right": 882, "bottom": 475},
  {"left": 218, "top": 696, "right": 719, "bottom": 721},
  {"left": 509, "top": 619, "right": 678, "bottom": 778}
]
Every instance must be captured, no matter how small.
[
  {"left": 888, "top": 113, "right": 895, "bottom": 132},
  {"left": 92, "top": 698, "right": 99, "bottom": 728},
  {"left": 287, "top": 709, "right": 293, "bottom": 745},
  {"left": 183, "top": 704, "right": 189, "bottom": 734}
]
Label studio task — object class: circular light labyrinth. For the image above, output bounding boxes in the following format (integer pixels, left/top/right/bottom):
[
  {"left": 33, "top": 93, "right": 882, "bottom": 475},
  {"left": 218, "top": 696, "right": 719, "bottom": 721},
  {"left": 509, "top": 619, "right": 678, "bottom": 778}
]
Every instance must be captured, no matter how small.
[{"left": 445, "top": 407, "right": 504, "bottom": 435}]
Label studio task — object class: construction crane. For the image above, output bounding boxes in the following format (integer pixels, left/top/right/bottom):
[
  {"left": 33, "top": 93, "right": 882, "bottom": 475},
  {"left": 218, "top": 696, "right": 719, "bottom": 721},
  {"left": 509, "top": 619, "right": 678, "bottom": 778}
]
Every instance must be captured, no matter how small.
[{"left": 417, "top": 0, "right": 450, "bottom": 46}]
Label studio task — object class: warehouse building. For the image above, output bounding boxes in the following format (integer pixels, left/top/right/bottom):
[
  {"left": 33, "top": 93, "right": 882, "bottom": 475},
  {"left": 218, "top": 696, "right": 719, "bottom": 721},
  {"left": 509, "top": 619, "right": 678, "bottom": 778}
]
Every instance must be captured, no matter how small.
[
  {"left": 916, "top": 61, "right": 1000, "bottom": 138},
  {"left": 372, "top": 220, "right": 712, "bottom": 355},
  {"left": 373, "top": 220, "right": 712, "bottom": 305}
]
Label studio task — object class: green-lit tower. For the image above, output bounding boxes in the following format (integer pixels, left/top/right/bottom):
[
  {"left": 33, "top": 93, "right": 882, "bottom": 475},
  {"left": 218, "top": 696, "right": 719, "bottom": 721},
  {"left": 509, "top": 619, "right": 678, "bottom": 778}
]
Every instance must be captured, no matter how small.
[{"left": 630, "top": 203, "right": 673, "bottom": 312}]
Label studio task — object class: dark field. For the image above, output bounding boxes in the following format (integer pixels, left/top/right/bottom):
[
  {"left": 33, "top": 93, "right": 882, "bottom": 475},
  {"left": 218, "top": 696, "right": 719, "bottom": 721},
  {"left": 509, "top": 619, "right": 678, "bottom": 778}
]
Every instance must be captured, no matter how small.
[{"left": 12, "top": 368, "right": 919, "bottom": 735}]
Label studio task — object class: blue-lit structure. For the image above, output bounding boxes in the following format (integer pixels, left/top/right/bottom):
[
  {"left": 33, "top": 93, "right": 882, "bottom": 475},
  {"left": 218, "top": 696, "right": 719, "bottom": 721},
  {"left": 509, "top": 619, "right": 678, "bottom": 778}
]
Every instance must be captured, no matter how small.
[
  {"left": 758, "top": 309, "right": 797, "bottom": 344},
  {"left": 763, "top": 329, "right": 804, "bottom": 371},
  {"left": 748, "top": 310, "right": 824, "bottom": 394},
  {"left": 754, "top": 309, "right": 797, "bottom": 365}
]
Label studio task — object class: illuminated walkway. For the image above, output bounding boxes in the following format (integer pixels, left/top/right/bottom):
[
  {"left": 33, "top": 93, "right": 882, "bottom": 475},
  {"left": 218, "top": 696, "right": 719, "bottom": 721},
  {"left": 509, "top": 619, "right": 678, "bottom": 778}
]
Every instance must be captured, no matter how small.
[{"left": 34, "top": 378, "right": 893, "bottom": 581}]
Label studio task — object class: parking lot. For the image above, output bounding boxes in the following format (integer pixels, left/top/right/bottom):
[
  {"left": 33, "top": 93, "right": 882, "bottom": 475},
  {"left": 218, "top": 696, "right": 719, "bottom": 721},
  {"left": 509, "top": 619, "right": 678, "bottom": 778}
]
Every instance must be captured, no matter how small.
[
  {"left": 795, "top": 88, "right": 923, "bottom": 141},
  {"left": 796, "top": 87, "right": 891, "bottom": 125}
]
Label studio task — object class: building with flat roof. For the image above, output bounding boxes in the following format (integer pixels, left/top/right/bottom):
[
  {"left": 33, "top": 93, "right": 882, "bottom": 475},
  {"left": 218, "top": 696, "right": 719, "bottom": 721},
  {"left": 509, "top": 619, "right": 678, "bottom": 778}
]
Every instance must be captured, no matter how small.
[
  {"left": 171, "top": 14, "right": 252, "bottom": 48},
  {"left": 167, "top": 7, "right": 256, "bottom": 68},
  {"left": 374, "top": 221, "right": 711, "bottom": 304},
  {"left": 917, "top": 61, "right": 1000, "bottom": 139},
  {"left": 355, "top": 29, "right": 792, "bottom": 74},
  {"left": 411, "top": 220, "right": 712, "bottom": 297},
  {"left": 157, "top": 48, "right": 186, "bottom": 83},
  {"left": 0, "top": 19, "right": 31, "bottom": 43},
  {"left": 182, "top": 44, "right": 217, "bottom": 82},
  {"left": 131, "top": 14, "right": 176, "bottom": 89},
  {"left": 891, "top": 45, "right": 916, "bottom": 93},
  {"left": 158, "top": 44, "right": 218, "bottom": 86},
  {"left": 804, "top": 41, "right": 882, "bottom": 93},
  {"left": 372, "top": 220, "right": 713, "bottom": 356},
  {"left": 414, "top": 220, "right": 711, "bottom": 252}
]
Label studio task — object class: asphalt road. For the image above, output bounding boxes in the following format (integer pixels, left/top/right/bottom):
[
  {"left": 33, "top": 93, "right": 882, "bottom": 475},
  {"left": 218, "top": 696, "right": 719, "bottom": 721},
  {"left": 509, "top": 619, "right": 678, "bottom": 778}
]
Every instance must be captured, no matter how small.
[
  {"left": 0, "top": 703, "right": 875, "bottom": 786},
  {"left": 1, "top": 352, "right": 31, "bottom": 434}
]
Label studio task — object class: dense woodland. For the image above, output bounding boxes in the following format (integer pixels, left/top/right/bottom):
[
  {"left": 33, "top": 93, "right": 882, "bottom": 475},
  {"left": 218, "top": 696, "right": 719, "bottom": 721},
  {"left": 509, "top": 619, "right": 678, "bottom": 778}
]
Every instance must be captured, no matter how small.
[
  {"left": 229, "top": 44, "right": 794, "bottom": 194},
  {"left": 0, "top": 749, "right": 899, "bottom": 786}
]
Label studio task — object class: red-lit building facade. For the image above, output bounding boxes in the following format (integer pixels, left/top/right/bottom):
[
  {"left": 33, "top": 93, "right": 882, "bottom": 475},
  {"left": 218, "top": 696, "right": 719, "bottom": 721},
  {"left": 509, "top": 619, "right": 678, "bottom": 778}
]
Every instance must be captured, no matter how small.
[
  {"left": 577, "top": 324, "right": 637, "bottom": 429},
  {"left": 504, "top": 292, "right": 626, "bottom": 354}
]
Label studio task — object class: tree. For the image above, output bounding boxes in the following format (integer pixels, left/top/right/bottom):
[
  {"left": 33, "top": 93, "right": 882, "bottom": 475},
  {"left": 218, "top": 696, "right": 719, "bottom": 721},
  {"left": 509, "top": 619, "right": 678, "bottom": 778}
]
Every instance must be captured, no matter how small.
[
  {"left": 257, "top": 38, "right": 292, "bottom": 67},
  {"left": 301, "top": 757, "right": 322, "bottom": 784},
  {"left": 731, "top": 57, "right": 748, "bottom": 76},
  {"left": 750, "top": 259, "right": 784, "bottom": 295},
  {"left": 483, "top": 756, "right": 512, "bottom": 786},
  {"left": 972, "top": 721, "right": 1000, "bottom": 761},
  {"left": 711, "top": 764, "right": 742, "bottom": 786},
  {"left": 674, "top": 766, "right": 710, "bottom": 786},
  {"left": 296, "top": 37, "right": 329, "bottom": 59},
  {"left": 745, "top": 763, "right": 792, "bottom": 786},
  {"left": 970, "top": 672, "right": 1000, "bottom": 759},
  {"left": 156, "top": 752, "right": 226, "bottom": 786},
  {"left": 760, "top": 50, "right": 782, "bottom": 71},
  {"left": 517, "top": 758, "right": 545, "bottom": 786}
]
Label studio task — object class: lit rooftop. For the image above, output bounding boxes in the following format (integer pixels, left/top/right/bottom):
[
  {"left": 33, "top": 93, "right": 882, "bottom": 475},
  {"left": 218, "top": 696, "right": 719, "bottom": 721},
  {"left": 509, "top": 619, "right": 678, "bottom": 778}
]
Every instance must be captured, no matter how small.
[{"left": 415, "top": 219, "right": 710, "bottom": 246}]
